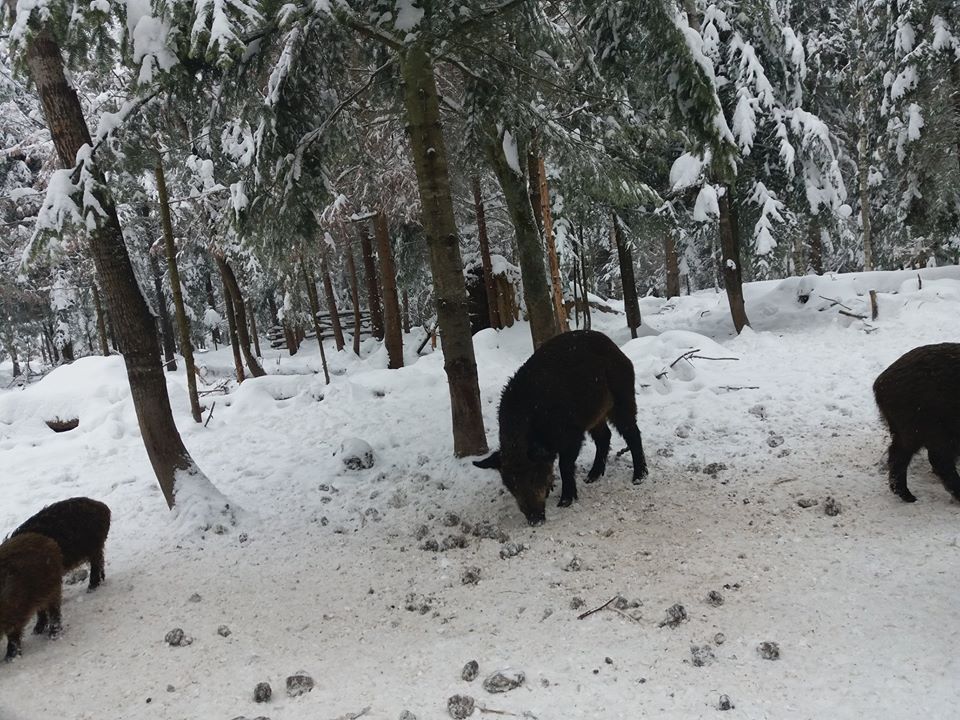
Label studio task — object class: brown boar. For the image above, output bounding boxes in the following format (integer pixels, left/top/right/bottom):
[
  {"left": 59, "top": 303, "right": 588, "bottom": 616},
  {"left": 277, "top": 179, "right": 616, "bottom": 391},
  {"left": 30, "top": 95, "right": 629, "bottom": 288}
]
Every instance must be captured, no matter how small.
[
  {"left": 874, "top": 343, "right": 960, "bottom": 503},
  {"left": 0, "top": 533, "right": 63, "bottom": 661},
  {"left": 475, "top": 330, "right": 648, "bottom": 525},
  {"left": 11, "top": 497, "right": 111, "bottom": 591}
]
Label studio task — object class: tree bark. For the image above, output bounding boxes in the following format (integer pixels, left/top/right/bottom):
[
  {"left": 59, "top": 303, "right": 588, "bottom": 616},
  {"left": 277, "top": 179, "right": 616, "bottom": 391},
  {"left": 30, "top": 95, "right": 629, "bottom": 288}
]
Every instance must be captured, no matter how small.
[
  {"left": 577, "top": 222, "right": 592, "bottom": 330},
  {"left": 93, "top": 284, "right": 110, "bottom": 356},
  {"left": 374, "top": 211, "right": 404, "bottom": 369},
  {"left": 402, "top": 289, "right": 411, "bottom": 333},
  {"left": 248, "top": 300, "right": 262, "bottom": 357},
  {"left": 612, "top": 212, "right": 642, "bottom": 338},
  {"left": 345, "top": 246, "right": 363, "bottom": 356},
  {"left": 401, "top": 44, "right": 488, "bottom": 456},
  {"left": 537, "top": 156, "right": 569, "bottom": 332},
  {"left": 472, "top": 176, "right": 501, "bottom": 329},
  {"left": 17, "top": 17, "right": 211, "bottom": 508},
  {"left": 664, "top": 232, "right": 681, "bottom": 298},
  {"left": 148, "top": 248, "right": 178, "bottom": 371},
  {"left": 487, "top": 133, "right": 558, "bottom": 348},
  {"left": 155, "top": 161, "right": 202, "bottom": 422},
  {"left": 717, "top": 187, "right": 751, "bottom": 333},
  {"left": 220, "top": 274, "right": 245, "bottom": 383},
  {"left": 527, "top": 134, "right": 544, "bottom": 232},
  {"left": 808, "top": 217, "right": 824, "bottom": 275},
  {"left": 215, "top": 257, "right": 266, "bottom": 377},
  {"left": 204, "top": 273, "right": 221, "bottom": 349},
  {"left": 320, "top": 250, "right": 345, "bottom": 351},
  {"left": 301, "top": 263, "right": 331, "bottom": 384},
  {"left": 856, "top": 1, "right": 874, "bottom": 272},
  {"left": 357, "top": 222, "right": 385, "bottom": 341},
  {"left": 283, "top": 320, "right": 298, "bottom": 355}
]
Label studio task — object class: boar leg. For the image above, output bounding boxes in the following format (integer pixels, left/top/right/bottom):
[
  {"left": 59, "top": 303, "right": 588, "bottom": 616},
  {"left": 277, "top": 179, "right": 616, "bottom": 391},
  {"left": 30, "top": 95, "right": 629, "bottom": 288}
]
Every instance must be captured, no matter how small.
[
  {"left": 4, "top": 628, "right": 23, "bottom": 661},
  {"left": 586, "top": 423, "right": 611, "bottom": 482},
  {"left": 33, "top": 610, "right": 48, "bottom": 635},
  {"left": 612, "top": 418, "right": 648, "bottom": 484},
  {"left": 89, "top": 548, "right": 106, "bottom": 591},
  {"left": 557, "top": 433, "right": 584, "bottom": 507},
  {"left": 928, "top": 445, "right": 960, "bottom": 501},
  {"left": 45, "top": 599, "right": 62, "bottom": 638},
  {"left": 887, "top": 434, "right": 918, "bottom": 502}
]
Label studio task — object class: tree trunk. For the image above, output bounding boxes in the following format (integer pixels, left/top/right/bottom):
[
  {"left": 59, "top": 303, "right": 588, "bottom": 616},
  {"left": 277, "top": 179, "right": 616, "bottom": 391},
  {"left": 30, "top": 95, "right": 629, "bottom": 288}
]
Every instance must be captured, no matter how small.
[
  {"left": 320, "top": 250, "right": 345, "bottom": 351},
  {"left": 717, "top": 187, "right": 751, "bottom": 333},
  {"left": 472, "top": 176, "right": 501, "bottom": 329},
  {"left": 44, "top": 321, "right": 58, "bottom": 363},
  {"left": 5, "top": 339, "right": 20, "bottom": 377},
  {"left": 402, "top": 289, "right": 411, "bottom": 333},
  {"left": 487, "top": 133, "right": 558, "bottom": 348},
  {"left": 93, "top": 284, "right": 110, "bottom": 356},
  {"left": 215, "top": 257, "right": 266, "bottom": 377},
  {"left": 301, "top": 263, "right": 331, "bottom": 385},
  {"left": 856, "top": 1, "right": 874, "bottom": 272},
  {"left": 612, "top": 212, "right": 642, "bottom": 338},
  {"left": 401, "top": 44, "right": 488, "bottom": 457},
  {"left": 17, "top": 17, "right": 216, "bottom": 510},
  {"left": 527, "top": 135, "right": 544, "bottom": 232},
  {"left": 283, "top": 321, "right": 298, "bottom": 355},
  {"left": 664, "top": 232, "right": 681, "bottom": 298},
  {"left": 204, "top": 273, "right": 221, "bottom": 349},
  {"left": 155, "top": 161, "right": 202, "bottom": 422},
  {"left": 345, "top": 246, "right": 363, "bottom": 356},
  {"left": 148, "top": 249, "right": 178, "bottom": 371},
  {"left": 357, "top": 222, "right": 385, "bottom": 341},
  {"left": 537, "top": 157, "right": 569, "bottom": 333},
  {"left": 572, "top": 256, "right": 580, "bottom": 329},
  {"left": 577, "top": 222, "right": 592, "bottom": 331},
  {"left": 248, "top": 300, "right": 262, "bottom": 358},
  {"left": 808, "top": 218, "right": 824, "bottom": 275},
  {"left": 220, "top": 274, "right": 245, "bottom": 383},
  {"left": 374, "top": 211, "right": 405, "bottom": 369}
]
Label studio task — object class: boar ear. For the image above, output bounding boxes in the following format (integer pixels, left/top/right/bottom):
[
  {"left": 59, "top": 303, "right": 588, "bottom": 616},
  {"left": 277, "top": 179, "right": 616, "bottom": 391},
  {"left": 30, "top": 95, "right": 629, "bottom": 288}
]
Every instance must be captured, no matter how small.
[
  {"left": 473, "top": 450, "right": 501, "bottom": 470},
  {"left": 528, "top": 439, "right": 553, "bottom": 463}
]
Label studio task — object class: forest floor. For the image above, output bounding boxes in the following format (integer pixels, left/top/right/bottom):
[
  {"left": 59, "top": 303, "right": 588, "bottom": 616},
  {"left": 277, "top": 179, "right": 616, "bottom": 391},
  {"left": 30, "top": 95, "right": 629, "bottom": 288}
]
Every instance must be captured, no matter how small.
[{"left": 1, "top": 267, "right": 959, "bottom": 720}]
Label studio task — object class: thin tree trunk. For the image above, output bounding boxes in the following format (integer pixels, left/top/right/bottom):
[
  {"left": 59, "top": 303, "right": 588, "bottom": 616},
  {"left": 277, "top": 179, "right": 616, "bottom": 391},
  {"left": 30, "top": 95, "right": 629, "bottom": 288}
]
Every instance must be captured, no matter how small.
[
  {"left": 472, "top": 176, "right": 501, "bottom": 329},
  {"left": 664, "top": 233, "right": 681, "bottom": 298},
  {"left": 856, "top": 1, "right": 874, "bottom": 272},
  {"left": 572, "top": 257, "right": 580, "bottom": 329},
  {"left": 401, "top": 44, "right": 488, "bottom": 456},
  {"left": 717, "top": 187, "right": 751, "bottom": 333},
  {"left": 357, "top": 222, "right": 385, "bottom": 341},
  {"left": 345, "top": 246, "right": 363, "bottom": 356},
  {"left": 149, "top": 249, "right": 178, "bottom": 371},
  {"left": 248, "top": 300, "right": 262, "bottom": 357},
  {"left": 301, "top": 263, "right": 331, "bottom": 385},
  {"left": 215, "top": 257, "right": 266, "bottom": 377},
  {"left": 155, "top": 161, "right": 202, "bottom": 422},
  {"left": 527, "top": 134, "right": 544, "bottom": 232},
  {"left": 402, "top": 289, "right": 411, "bottom": 333},
  {"left": 221, "top": 275, "right": 245, "bottom": 383},
  {"left": 487, "top": 133, "right": 558, "bottom": 348},
  {"left": 374, "top": 211, "right": 404, "bottom": 369},
  {"left": 204, "top": 273, "right": 221, "bottom": 349},
  {"left": 320, "top": 250, "right": 345, "bottom": 351},
  {"left": 17, "top": 15, "right": 212, "bottom": 508},
  {"left": 537, "top": 157, "right": 569, "bottom": 333},
  {"left": 577, "top": 222, "right": 592, "bottom": 330},
  {"left": 283, "top": 321, "right": 298, "bottom": 355},
  {"left": 93, "top": 284, "right": 109, "bottom": 356},
  {"left": 612, "top": 212, "right": 642, "bottom": 338},
  {"left": 808, "top": 218, "right": 824, "bottom": 275},
  {"left": 44, "top": 321, "right": 58, "bottom": 363},
  {"left": 5, "top": 339, "right": 20, "bottom": 377}
]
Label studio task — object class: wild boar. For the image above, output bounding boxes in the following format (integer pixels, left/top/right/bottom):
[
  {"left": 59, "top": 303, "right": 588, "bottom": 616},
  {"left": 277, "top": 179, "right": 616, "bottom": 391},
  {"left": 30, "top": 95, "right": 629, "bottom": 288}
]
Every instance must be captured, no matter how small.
[{"left": 0, "top": 533, "right": 63, "bottom": 661}]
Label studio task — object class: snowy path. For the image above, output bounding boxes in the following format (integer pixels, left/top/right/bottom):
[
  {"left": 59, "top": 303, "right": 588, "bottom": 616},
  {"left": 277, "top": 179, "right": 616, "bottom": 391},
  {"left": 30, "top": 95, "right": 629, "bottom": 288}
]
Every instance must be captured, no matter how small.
[{"left": 1, "top": 268, "right": 958, "bottom": 720}]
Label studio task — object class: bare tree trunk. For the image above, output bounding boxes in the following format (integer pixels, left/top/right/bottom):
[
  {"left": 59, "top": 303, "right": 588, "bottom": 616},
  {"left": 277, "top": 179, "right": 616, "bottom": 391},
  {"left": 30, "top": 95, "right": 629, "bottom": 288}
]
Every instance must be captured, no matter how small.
[
  {"left": 401, "top": 44, "right": 488, "bottom": 456},
  {"left": 572, "top": 257, "right": 580, "bottom": 329},
  {"left": 487, "top": 133, "right": 558, "bottom": 348},
  {"left": 301, "top": 263, "right": 331, "bottom": 385},
  {"left": 149, "top": 249, "right": 178, "bottom": 371},
  {"left": 527, "top": 135, "right": 544, "bottom": 232},
  {"left": 537, "top": 157, "right": 569, "bottom": 333},
  {"left": 402, "top": 289, "right": 411, "bottom": 333},
  {"left": 717, "top": 187, "right": 751, "bottom": 333},
  {"left": 248, "top": 300, "right": 262, "bottom": 357},
  {"left": 16, "top": 15, "right": 214, "bottom": 508},
  {"left": 374, "top": 211, "right": 404, "bottom": 369},
  {"left": 856, "top": 1, "right": 874, "bottom": 272},
  {"left": 221, "top": 275, "right": 245, "bottom": 383},
  {"left": 93, "top": 284, "right": 109, "bottom": 356},
  {"left": 283, "top": 320, "right": 298, "bottom": 356},
  {"left": 345, "top": 247, "right": 363, "bottom": 356},
  {"left": 4, "top": 338, "right": 21, "bottom": 377},
  {"left": 215, "top": 257, "right": 266, "bottom": 377},
  {"left": 357, "top": 222, "right": 384, "bottom": 341},
  {"left": 155, "top": 160, "right": 203, "bottom": 422},
  {"left": 612, "top": 212, "right": 642, "bottom": 338},
  {"left": 320, "top": 250, "right": 345, "bottom": 351},
  {"left": 808, "top": 218, "right": 824, "bottom": 275},
  {"left": 204, "top": 273, "right": 221, "bottom": 349},
  {"left": 577, "top": 222, "right": 592, "bottom": 331},
  {"left": 472, "top": 176, "right": 501, "bottom": 329},
  {"left": 664, "top": 233, "right": 681, "bottom": 298}
]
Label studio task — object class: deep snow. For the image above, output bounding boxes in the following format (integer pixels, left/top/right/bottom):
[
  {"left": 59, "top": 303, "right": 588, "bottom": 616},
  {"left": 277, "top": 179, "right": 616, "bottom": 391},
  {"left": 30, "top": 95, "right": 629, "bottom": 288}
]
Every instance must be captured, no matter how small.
[{"left": 1, "top": 267, "right": 959, "bottom": 720}]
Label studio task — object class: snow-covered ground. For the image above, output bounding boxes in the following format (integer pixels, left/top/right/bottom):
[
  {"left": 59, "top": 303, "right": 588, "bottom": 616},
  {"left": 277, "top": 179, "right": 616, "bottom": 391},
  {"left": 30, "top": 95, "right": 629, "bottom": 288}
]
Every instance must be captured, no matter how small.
[{"left": 1, "top": 267, "right": 959, "bottom": 720}]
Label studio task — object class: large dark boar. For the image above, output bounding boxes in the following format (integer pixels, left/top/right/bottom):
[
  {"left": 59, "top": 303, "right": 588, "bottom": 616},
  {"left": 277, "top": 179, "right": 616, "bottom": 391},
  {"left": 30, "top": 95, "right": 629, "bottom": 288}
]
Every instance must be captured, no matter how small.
[
  {"left": 475, "top": 330, "right": 648, "bottom": 525},
  {"left": 874, "top": 343, "right": 960, "bottom": 503},
  {"left": 11, "top": 497, "right": 111, "bottom": 591},
  {"left": 0, "top": 533, "right": 63, "bottom": 661}
]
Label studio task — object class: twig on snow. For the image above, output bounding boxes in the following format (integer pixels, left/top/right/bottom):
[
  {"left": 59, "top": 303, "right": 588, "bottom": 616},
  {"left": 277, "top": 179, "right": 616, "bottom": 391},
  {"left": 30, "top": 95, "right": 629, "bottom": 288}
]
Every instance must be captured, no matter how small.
[
  {"left": 331, "top": 706, "right": 371, "bottom": 720},
  {"left": 669, "top": 349, "right": 740, "bottom": 368},
  {"left": 838, "top": 309, "right": 867, "bottom": 320},
  {"left": 817, "top": 294, "right": 853, "bottom": 311},
  {"left": 577, "top": 595, "right": 618, "bottom": 620},
  {"left": 717, "top": 385, "right": 759, "bottom": 391},
  {"left": 204, "top": 401, "right": 216, "bottom": 428}
]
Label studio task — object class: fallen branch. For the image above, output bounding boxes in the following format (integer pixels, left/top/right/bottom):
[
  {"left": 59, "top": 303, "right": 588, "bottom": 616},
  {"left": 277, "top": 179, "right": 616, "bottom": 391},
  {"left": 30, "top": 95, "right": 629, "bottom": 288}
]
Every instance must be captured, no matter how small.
[
  {"left": 718, "top": 385, "right": 759, "bottom": 391},
  {"left": 818, "top": 295, "right": 853, "bottom": 311},
  {"left": 669, "top": 349, "right": 740, "bottom": 368},
  {"left": 204, "top": 401, "right": 216, "bottom": 428},
  {"left": 477, "top": 706, "right": 522, "bottom": 717},
  {"left": 331, "top": 707, "right": 371, "bottom": 720},
  {"left": 669, "top": 348, "right": 699, "bottom": 367},
  {"left": 869, "top": 290, "right": 878, "bottom": 320},
  {"left": 197, "top": 379, "right": 230, "bottom": 396},
  {"left": 577, "top": 595, "right": 618, "bottom": 620},
  {"left": 838, "top": 309, "right": 867, "bottom": 320},
  {"left": 416, "top": 325, "right": 438, "bottom": 354}
]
